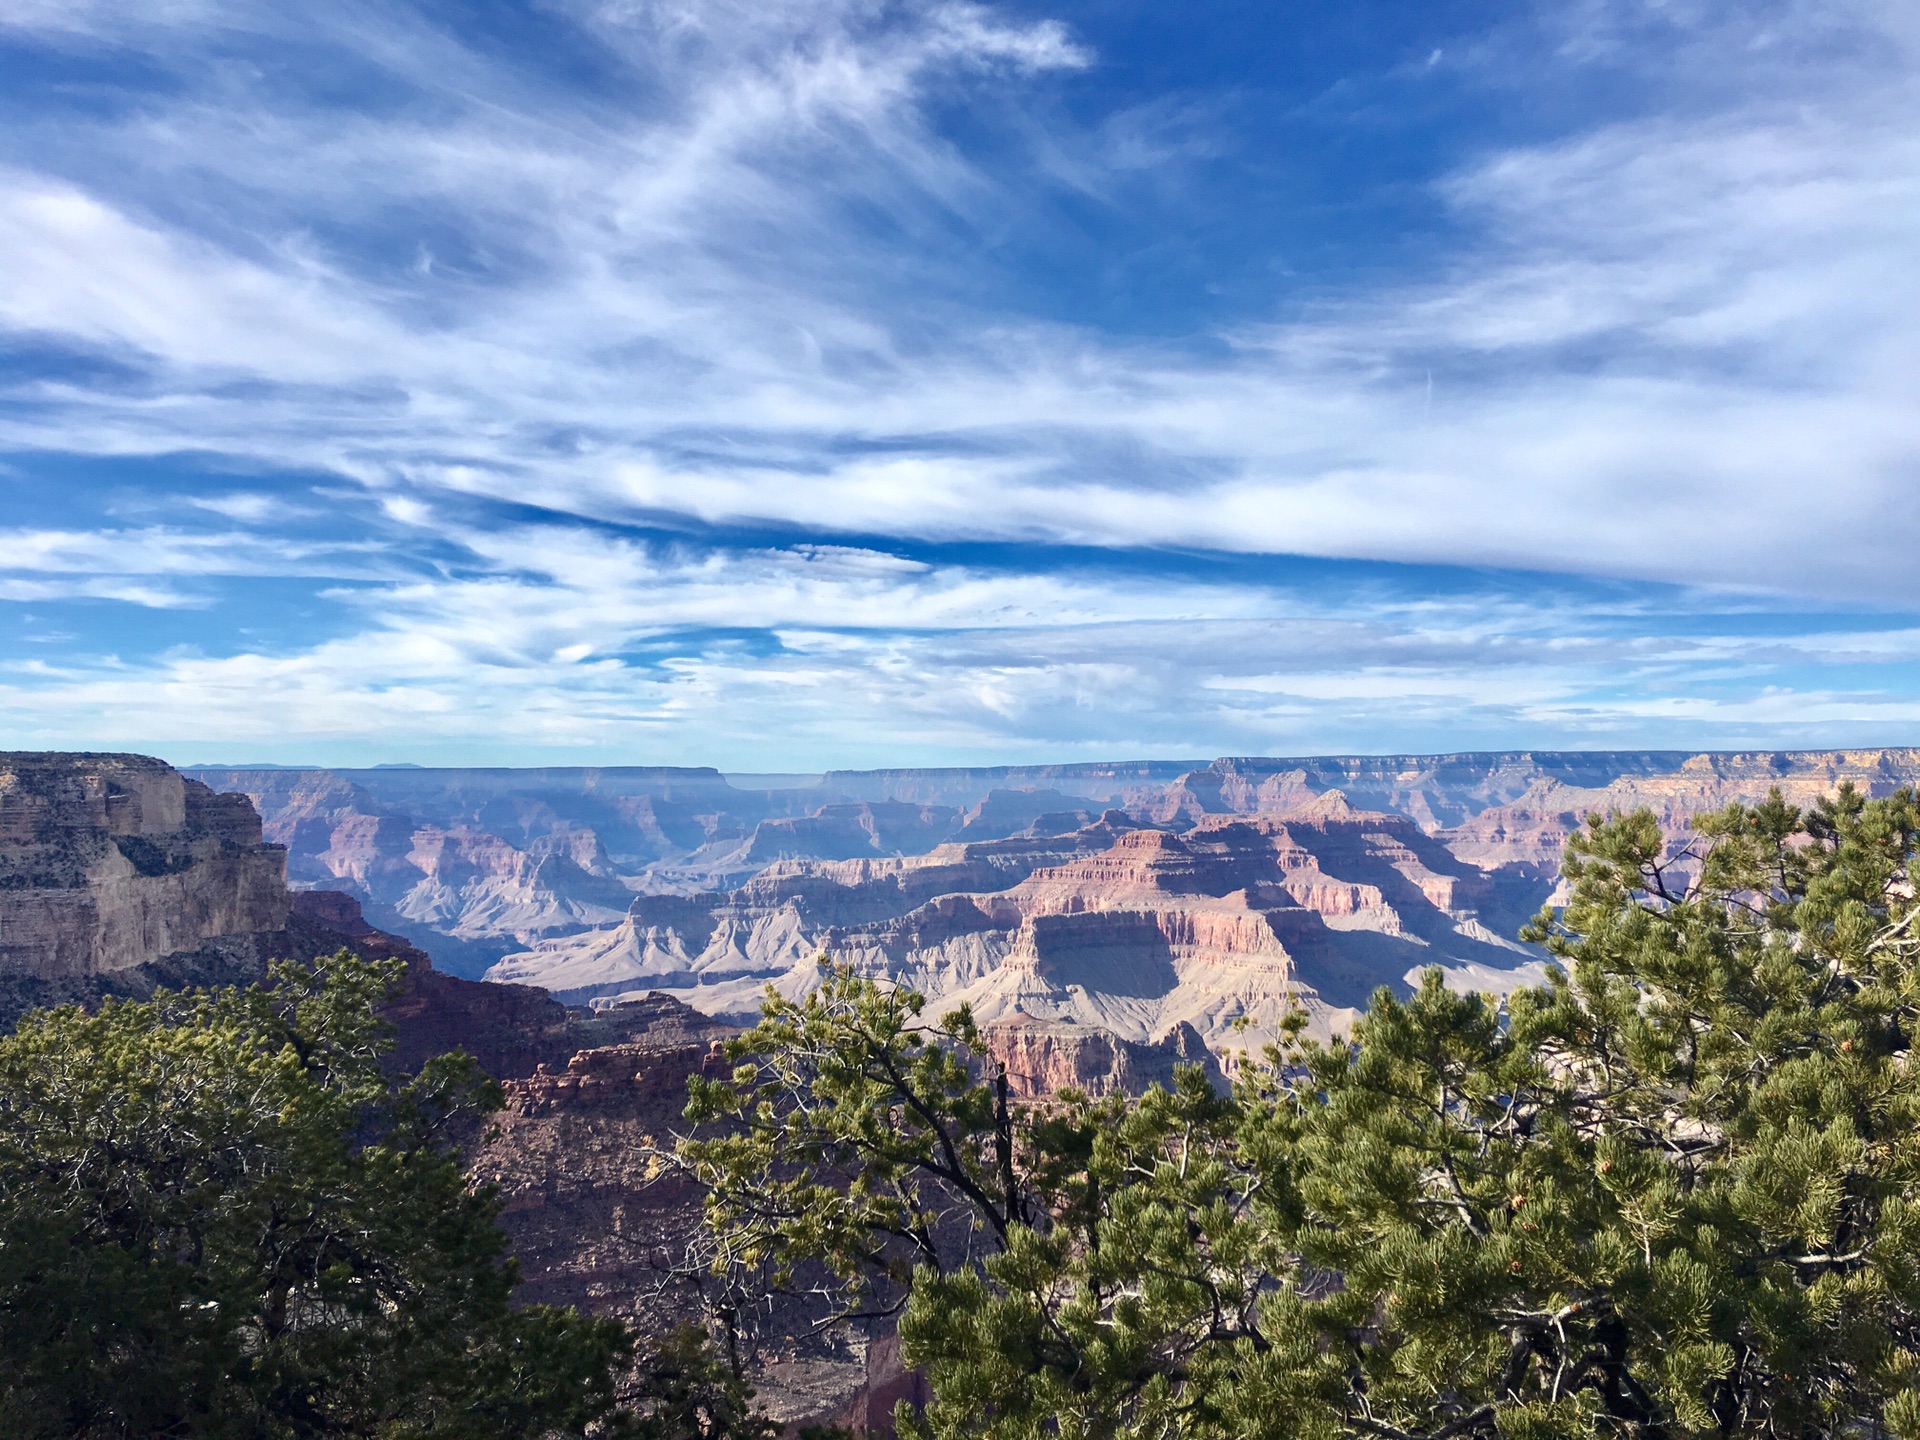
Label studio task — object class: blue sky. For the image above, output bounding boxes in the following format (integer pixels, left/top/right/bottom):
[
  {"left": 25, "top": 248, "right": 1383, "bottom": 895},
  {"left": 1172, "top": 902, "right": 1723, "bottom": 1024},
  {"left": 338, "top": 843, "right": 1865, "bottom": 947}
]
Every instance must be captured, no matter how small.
[{"left": 2, "top": 0, "right": 1917, "bottom": 769}]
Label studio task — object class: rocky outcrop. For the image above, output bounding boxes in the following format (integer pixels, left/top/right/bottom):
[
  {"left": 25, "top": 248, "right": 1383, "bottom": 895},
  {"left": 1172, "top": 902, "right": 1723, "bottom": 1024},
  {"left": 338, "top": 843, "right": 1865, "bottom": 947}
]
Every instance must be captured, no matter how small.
[
  {"left": 385, "top": 825, "right": 637, "bottom": 943},
  {"left": 914, "top": 810, "right": 1543, "bottom": 1050},
  {"left": 493, "top": 803, "right": 1549, "bottom": 1051},
  {"left": 290, "top": 887, "right": 426, "bottom": 963},
  {"left": 981, "top": 1015, "right": 1225, "bottom": 1097},
  {"left": 0, "top": 753, "right": 378, "bottom": 1022},
  {"left": 0, "top": 752, "right": 291, "bottom": 990},
  {"left": 500, "top": 1033, "right": 734, "bottom": 1119}
]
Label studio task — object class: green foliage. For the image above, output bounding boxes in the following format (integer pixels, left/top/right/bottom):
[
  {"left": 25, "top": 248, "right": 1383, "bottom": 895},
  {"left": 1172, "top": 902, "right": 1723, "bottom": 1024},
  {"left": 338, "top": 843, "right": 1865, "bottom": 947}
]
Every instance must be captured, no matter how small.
[
  {"left": 0, "top": 949, "right": 637, "bottom": 1440},
  {"left": 683, "top": 787, "right": 1920, "bottom": 1439},
  {"left": 682, "top": 968, "right": 1029, "bottom": 1325},
  {"left": 630, "top": 1323, "right": 778, "bottom": 1440}
]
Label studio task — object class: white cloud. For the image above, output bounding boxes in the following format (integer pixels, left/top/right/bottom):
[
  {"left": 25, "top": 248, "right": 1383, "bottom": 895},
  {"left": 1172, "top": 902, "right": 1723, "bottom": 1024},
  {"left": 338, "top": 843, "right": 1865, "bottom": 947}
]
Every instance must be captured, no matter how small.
[
  {"left": 0, "top": 513, "right": 1909, "bottom": 764},
  {"left": 1, "top": 0, "right": 1917, "bottom": 758},
  {"left": 0, "top": 526, "right": 389, "bottom": 581},
  {"left": 0, "top": 577, "right": 201, "bottom": 606},
  {"left": 182, "top": 492, "right": 301, "bottom": 522},
  {"left": 6, "top": 67, "right": 1914, "bottom": 595},
  {"left": 0, "top": 178, "right": 413, "bottom": 380},
  {"left": 6, "top": 596, "right": 1913, "bottom": 767},
  {"left": 339, "top": 525, "right": 1285, "bottom": 657}
]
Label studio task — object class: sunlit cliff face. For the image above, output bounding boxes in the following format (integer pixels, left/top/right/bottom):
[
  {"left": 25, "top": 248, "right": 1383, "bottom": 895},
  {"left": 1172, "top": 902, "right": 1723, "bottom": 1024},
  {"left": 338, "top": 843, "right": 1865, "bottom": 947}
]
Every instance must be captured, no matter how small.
[{"left": 0, "top": 752, "right": 290, "bottom": 980}]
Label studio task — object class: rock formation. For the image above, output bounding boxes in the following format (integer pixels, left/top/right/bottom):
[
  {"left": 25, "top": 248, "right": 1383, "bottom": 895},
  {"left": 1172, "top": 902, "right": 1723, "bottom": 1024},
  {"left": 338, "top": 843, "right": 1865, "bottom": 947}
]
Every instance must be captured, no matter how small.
[
  {"left": 981, "top": 1015, "right": 1225, "bottom": 1097},
  {"left": 491, "top": 799, "right": 1550, "bottom": 1048},
  {"left": 0, "top": 752, "right": 290, "bottom": 982},
  {"left": 192, "top": 771, "right": 1042, "bottom": 980},
  {"left": 191, "top": 752, "right": 1920, "bottom": 999},
  {"left": 169, "top": 749, "right": 1920, "bottom": 1058},
  {"left": 0, "top": 753, "right": 696, "bottom": 1081},
  {"left": 484, "top": 818, "right": 1146, "bottom": 1007}
]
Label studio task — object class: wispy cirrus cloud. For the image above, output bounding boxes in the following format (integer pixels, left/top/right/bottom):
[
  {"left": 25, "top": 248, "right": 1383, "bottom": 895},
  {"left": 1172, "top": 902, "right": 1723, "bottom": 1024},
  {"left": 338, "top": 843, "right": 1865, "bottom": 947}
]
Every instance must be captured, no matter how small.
[
  {"left": 0, "top": 0, "right": 1915, "bottom": 763},
  {"left": 4, "top": 510, "right": 1914, "bottom": 765}
]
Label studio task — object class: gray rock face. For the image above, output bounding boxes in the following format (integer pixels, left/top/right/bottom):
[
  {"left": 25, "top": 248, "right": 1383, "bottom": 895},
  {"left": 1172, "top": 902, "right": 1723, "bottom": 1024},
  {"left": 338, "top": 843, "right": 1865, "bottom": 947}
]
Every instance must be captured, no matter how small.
[{"left": 0, "top": 752, "right": 292, "bottom": 981}]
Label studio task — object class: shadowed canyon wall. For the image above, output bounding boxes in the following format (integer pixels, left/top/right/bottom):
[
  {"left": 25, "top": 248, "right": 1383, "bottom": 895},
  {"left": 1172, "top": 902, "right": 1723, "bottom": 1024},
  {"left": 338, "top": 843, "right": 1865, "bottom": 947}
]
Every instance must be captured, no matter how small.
[{"left": 188, "top": 750, "right": 1920, "bottom": 1050}]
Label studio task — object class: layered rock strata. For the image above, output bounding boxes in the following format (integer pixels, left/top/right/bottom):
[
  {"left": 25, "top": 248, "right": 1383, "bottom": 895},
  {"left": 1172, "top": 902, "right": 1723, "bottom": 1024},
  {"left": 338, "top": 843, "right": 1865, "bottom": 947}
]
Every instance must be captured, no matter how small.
[
  {"left": 494, "top": 798, "right": 1551, "bottom": 1049},
  {"left": 193, "top": 752, "right": 1920, "bottom": 999},
  {"left": 981, "top": 1015, "right": 1225, "bottom": 1097},
  {"left": 486, "top": 817, "right": 1145, "bottom": 1006},
  {"left": 0, "top": 752, "right": 290, "bottom": 982}
]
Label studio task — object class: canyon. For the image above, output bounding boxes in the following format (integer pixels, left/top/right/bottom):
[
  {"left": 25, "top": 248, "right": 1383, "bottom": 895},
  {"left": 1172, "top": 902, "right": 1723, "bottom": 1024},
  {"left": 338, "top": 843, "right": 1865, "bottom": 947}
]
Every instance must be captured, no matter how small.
[
  {"left": 0, "top": 751, "right": 691, "bottom": 1072},
  {"left": 193, "top": 749, "right": 1920, "bottom": 1051},
  {"left": 0, "top": 751, "right": 1192, "bottom": 1424},
  {"left": 15, "top": 748, "right": 1920, "bottom": 1428},
  {"left": 495, "top": 797, "right": 1551, "bottom": 1049}
]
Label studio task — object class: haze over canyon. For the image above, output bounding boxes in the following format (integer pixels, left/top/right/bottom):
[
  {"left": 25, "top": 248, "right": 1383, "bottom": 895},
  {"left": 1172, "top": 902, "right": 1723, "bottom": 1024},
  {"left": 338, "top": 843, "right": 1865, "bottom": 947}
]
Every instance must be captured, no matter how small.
[{"left": 187, "top": 748, "right": 1920, "bottom": 1052}]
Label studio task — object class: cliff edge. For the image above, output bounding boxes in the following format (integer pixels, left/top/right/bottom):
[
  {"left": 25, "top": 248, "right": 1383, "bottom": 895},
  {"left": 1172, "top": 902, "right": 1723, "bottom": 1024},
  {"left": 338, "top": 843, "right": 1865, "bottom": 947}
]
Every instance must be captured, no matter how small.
[
  {"left": 0, "top": 752, "right": 298, "bottom": 1016},
  {"left": 0, "top": 753, "right": 680, "bottom": 1077}
]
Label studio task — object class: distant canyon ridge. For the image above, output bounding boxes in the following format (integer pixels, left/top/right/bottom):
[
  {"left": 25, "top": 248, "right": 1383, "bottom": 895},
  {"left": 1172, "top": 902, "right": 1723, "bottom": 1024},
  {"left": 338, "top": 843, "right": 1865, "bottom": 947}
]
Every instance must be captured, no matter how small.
[{"left": 183, "top": 749, "right": 1920, "bottom": 1053}]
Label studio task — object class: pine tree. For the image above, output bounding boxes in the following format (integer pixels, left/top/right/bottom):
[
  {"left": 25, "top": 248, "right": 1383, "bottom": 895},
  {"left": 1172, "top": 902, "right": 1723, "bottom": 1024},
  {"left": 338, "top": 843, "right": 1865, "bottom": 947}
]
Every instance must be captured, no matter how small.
[
  {"left": 683, "top": 786, "right": 1920, "bottom": 1439},
  {"left": 0, "top": 951, "right": 638, "bottom": 1440}
]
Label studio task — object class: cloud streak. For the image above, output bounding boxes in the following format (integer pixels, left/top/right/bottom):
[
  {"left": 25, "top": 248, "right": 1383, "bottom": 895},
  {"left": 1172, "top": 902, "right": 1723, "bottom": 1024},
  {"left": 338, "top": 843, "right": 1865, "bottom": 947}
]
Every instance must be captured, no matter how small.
[{"left": 0, "top": 0, "right": 1915, "bottom": 761}]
